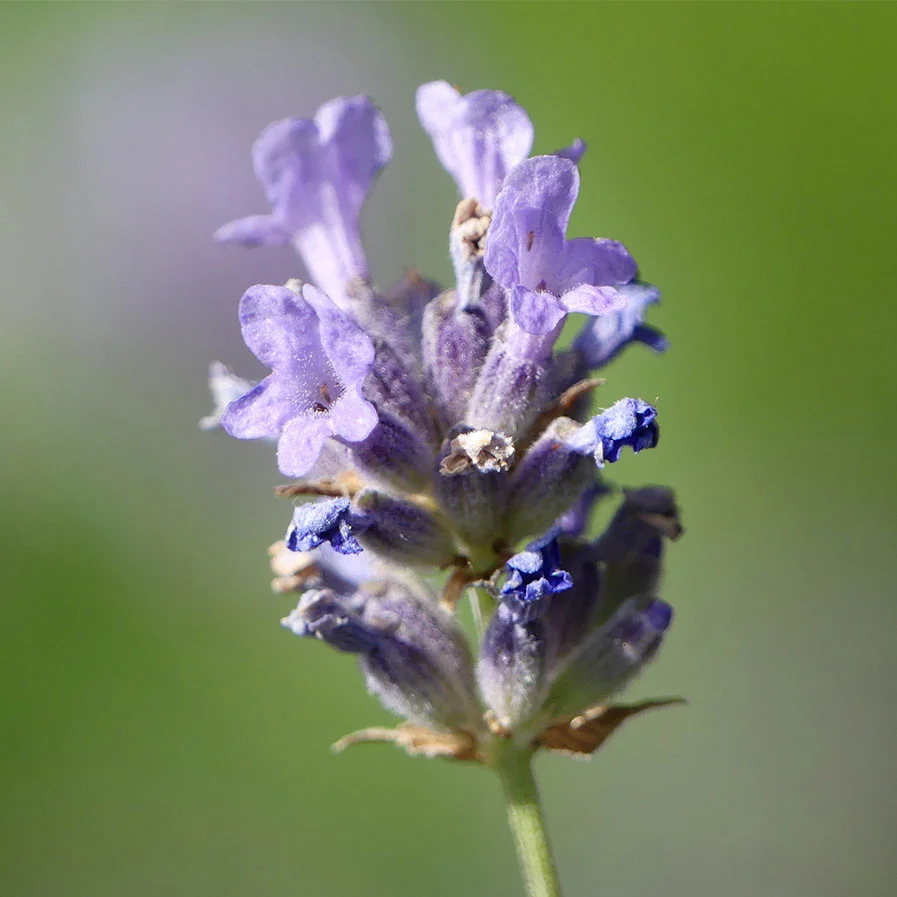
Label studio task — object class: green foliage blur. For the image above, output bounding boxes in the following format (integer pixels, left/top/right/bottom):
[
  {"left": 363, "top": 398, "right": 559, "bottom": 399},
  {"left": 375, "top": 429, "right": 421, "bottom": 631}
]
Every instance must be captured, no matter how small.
[{"left": 2, "top": 4, "right": 896, "bottom": 896}]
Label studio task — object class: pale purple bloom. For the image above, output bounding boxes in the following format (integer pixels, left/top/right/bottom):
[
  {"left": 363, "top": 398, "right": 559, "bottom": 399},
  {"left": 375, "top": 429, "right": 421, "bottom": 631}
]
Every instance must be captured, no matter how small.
[
  {"left": 215, "top": 96, "right": 391, "bottom": 306},
  {"left": 484, "top": 155, "right": 637, "bottom": 342},
  {"left": 416, "top": 81, "right": 533, "bottom": 208},
  {"left": 221, "top": 283, "right": 377, "bottom": 477}
]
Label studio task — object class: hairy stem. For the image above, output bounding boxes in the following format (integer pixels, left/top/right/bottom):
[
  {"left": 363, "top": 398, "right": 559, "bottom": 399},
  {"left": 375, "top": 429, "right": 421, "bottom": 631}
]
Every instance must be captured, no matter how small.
[{"left": 495, "top": 745, "right": 563, "bottom": 897}]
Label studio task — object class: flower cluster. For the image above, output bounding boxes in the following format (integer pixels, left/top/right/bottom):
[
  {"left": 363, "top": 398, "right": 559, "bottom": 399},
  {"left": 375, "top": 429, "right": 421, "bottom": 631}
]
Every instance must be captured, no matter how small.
[{"left": 206, "top": 82, "right": 681, "bottom": 762}]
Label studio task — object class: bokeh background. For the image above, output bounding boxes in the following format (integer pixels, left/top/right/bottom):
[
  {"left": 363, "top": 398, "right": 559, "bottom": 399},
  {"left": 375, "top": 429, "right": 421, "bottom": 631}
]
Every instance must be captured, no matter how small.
[{"left": 3, "top": 3, "right": 897, "bottom": 896}]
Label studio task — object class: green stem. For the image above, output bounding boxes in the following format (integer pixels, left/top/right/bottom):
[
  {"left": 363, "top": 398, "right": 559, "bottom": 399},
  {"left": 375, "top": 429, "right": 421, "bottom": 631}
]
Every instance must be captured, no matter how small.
[
  {"left": 467, "top": 585, "right": 494, "bottom": 642},
  {"left": 495, "top": 745, "right": 563, "bottom": 897}
]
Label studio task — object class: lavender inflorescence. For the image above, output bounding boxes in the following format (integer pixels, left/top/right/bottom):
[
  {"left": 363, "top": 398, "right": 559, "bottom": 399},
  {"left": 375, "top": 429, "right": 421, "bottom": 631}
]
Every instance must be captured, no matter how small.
[{"left": 206, "top": 81, "right": 682, "bottom": 762}]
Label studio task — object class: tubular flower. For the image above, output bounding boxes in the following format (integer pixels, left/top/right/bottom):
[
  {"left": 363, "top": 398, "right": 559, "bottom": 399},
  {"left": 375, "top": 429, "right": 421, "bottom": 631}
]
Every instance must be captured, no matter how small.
[
  {"left": 215, "top": 96, "right": 391, "bottom": 307},
  {"left": 206, "top": 83, "right": 679, "bottom": 767}
]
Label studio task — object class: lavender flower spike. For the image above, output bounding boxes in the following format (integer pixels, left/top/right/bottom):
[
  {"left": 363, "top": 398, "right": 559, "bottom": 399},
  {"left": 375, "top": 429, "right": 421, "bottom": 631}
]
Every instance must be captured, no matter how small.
[
  {"left": 207, "top": 81, "right": 686, "bottom": 897},
  {"left": 416, "top": 81, "right": 533, "bottom": 208},
  {"left": 285, "top": 498, "right": 365, "bottom": 555},
  {"left": 215, "top": 96, "right": 392, "bottom": 306},
  {"left": 484, "top": 155, "right": 637, "bottom": 352},
  {"left": 567, "top": 398, "right": 659, "bottom": 467},
  {"left": 221, "top": 283, "right": 377, "bottom": 478}
]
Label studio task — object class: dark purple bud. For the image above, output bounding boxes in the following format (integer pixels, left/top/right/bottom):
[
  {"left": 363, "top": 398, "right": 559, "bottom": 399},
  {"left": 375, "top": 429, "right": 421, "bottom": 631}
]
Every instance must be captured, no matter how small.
[
  {"left": 554, "top": 137, "right": 587, "bottom": 164},
  {"left": 540, "top": 595, "right": 674, "bottom": 724},
  {"left": 353, "top": 489, "right": 457, "bottom": 567},
  {"left": 505, "top": 417, "right": 597, "bottom": 543},
  {"left": 595, "top": 486, "right": 683, "bottom": 610},
  {"left": 422, "top": 291, "right": 492, "bottom": 429},
  {"left": 283, "top": 582, "right": 480, "bottom": 728},
  {"left": 352, "top": 407, "right": 437, "bottom": 493},
  {"left": 478, "top": 602, "right": 549, "bottom": 731}
]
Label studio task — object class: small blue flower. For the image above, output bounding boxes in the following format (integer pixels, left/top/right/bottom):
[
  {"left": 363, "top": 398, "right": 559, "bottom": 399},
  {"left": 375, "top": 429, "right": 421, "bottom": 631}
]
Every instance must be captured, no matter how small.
[
  {"left": 567, "top": 398, "right": 659, "bottom": 467},
  {"left": 501, "top": 531, "right": 573, "bottom": 623},
  {"left": 286, "top": 498, "right": 364, "bottom": 555}
]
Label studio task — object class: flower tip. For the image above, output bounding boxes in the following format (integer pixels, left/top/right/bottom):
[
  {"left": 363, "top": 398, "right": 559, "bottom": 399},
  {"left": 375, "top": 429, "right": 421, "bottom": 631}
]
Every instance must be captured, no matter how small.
[{"left": 645, "top": 599, "right": 673, "bottom": 632}]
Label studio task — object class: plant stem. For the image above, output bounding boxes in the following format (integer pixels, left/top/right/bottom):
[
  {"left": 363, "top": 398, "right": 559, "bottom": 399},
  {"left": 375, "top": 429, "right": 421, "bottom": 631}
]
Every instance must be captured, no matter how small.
[
  {"left": 495, "top": 744, "right": 563, "bottom": 897},
  {"left": 467, "top": 586, "right": 493, "bottom": 641}
]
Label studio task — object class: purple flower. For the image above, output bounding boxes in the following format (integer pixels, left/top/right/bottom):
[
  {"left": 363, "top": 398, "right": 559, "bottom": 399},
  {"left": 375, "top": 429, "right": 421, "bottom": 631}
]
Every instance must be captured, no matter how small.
[
  {"left": 215, "top": 96, "right": 392, "bottom": 306},
  {"left": 484, "top": 155, "right": 637, "bottom": 344},
  {"left": 567, "top": 398, "right": 659, "bottom": 467},
  {"left": 501, "top": 530, "right": 573, "bottom": 623},
  {"left": 221, "top": 283, "right": 377, "bottom": 477},
  {"left": 416, "top": 81, "right": 533, "bottom": 208},
  {"left": 573, "top": 281, "right": 668, "bottom": 369},
  {"left": 285, "top": 498, "right": 364, "bottom": 555}
]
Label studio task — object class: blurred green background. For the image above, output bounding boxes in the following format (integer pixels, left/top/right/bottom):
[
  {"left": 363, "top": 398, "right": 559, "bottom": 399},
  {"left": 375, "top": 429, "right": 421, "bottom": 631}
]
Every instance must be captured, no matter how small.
[{"left": 2, "top": 3, "right": 896, "bottom": 896}]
